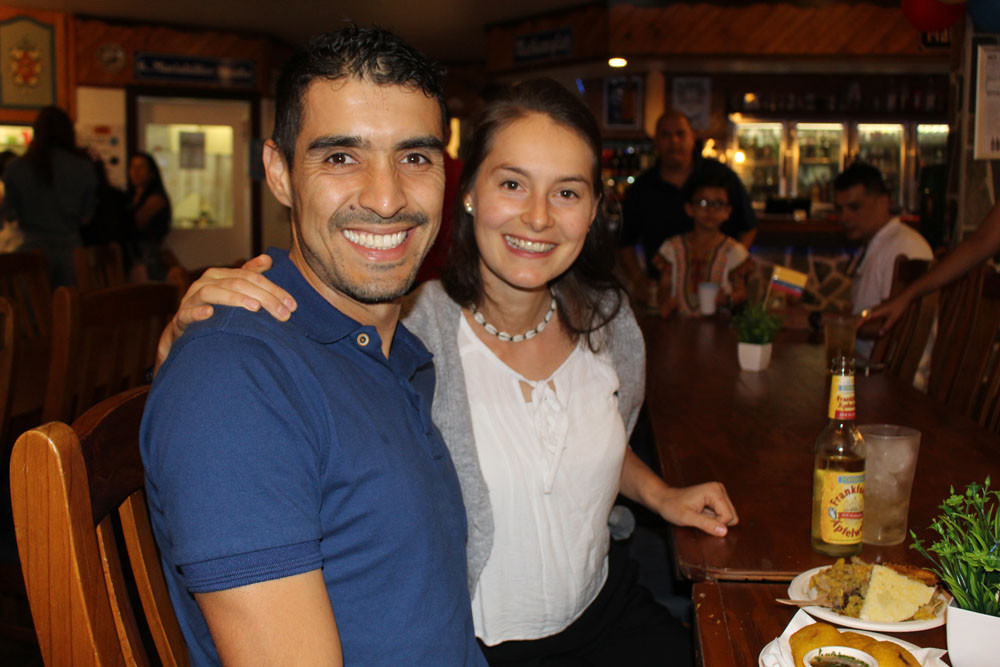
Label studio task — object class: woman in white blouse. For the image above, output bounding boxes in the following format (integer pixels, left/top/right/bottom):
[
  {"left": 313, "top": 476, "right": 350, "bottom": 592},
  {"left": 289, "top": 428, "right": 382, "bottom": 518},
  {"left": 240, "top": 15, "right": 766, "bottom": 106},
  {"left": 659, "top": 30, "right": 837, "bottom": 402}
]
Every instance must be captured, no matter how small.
[{"left": 159, "top": 79, "right": 737, "bottom": 665}]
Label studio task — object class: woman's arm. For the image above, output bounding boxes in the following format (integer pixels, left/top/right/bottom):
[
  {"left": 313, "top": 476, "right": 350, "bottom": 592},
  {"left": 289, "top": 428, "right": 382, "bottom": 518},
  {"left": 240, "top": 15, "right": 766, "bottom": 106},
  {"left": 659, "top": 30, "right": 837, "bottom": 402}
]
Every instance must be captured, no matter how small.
[
  {"left": 156, "top": 254, "right": 297, "bottom": 370},
  {"left": 652, "top": 254, "right": 677, "bottom": 318},
  {"left": 618, "top": 448, "right": 738, "bottom": 537},
  {"left": 865, "top": 199, "right": 1000, "bottom": 333},
  {"left": 133, "top": 192, "right": 168, "bottom": 230}
]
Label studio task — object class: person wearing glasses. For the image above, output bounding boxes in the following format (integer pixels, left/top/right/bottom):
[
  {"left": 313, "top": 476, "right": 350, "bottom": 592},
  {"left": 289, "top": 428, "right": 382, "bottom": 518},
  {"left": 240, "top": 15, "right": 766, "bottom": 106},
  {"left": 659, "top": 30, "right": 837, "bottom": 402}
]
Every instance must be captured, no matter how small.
[
  {"left": 618, "top": 111, "right": 756, "bottom": 310},
  {"left": 652, "top": 170, "right": 754, "bottom": 317}
]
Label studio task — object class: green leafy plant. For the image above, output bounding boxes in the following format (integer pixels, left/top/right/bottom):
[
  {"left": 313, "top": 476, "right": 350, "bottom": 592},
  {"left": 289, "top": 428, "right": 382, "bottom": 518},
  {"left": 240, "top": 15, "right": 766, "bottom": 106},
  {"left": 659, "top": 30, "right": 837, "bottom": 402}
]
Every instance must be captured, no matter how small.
[
  {"left": 911, "top": 478, "right": 1000, "bottom": 617},
  {"left": 731, "top": 303, "right": 782, "bottom": 344}
]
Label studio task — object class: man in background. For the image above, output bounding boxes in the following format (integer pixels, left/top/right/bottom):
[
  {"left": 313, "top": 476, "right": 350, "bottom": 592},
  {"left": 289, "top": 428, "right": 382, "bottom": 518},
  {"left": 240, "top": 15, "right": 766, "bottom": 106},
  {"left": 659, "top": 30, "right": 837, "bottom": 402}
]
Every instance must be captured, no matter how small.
[
  {"left": 618, "top": 110, "right": 756, "bottom": 307},
  {"left": 835, "top": 161, "right": 933, "bottom": 358}
]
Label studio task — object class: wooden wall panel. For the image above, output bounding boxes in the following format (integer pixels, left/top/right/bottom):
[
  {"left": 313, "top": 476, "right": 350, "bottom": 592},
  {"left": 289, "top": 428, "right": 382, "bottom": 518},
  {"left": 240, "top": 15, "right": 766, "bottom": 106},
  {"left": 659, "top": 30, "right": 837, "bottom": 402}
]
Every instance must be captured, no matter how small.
[
  {"left": 74, "top": 17, "right": 274, "bottom": 95},
  {"left": 0, "top": 7, "right": 71, "bottom": 124},
  {"left": 609, "top": 3, "right": 928, "bottom": 58}
]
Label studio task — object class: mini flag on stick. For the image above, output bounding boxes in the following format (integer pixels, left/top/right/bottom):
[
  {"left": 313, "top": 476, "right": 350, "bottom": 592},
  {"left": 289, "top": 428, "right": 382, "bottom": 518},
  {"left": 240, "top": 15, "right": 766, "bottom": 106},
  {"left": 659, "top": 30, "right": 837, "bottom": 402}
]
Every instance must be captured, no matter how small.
[{"left": 768, "top": 265, "right": 808, "bottom": 298}]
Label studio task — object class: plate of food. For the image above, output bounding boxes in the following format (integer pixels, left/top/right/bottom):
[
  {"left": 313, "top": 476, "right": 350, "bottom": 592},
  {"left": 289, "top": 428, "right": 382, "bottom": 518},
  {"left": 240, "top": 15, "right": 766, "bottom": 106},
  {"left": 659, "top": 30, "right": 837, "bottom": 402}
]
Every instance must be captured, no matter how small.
[
  {"left": 786, "top": 559, "right": 947, "bottom": 632},
  {"left": 758, "top": 612, "right": 948, "bottom": 667}
]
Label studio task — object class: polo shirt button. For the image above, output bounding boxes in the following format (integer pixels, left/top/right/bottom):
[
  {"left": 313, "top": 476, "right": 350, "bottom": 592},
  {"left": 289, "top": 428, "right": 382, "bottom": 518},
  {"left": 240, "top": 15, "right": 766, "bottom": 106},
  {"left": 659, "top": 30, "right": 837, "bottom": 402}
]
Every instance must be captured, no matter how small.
[{"left": 356, "top": 333, "right": 370, "bottom": 347}]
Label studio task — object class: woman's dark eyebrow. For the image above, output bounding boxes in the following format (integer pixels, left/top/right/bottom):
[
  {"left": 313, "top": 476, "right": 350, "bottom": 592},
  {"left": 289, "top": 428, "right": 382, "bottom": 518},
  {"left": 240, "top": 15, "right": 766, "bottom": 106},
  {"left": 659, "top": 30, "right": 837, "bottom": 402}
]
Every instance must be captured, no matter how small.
[{"left": 496, "top": 165, "right": 589, "bottom": 184}]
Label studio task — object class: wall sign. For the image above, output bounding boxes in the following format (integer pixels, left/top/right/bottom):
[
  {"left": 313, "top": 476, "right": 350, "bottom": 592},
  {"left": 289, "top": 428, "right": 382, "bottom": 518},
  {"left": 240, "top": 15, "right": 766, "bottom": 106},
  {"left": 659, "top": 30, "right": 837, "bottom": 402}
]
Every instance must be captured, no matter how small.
[
  {"left": 135, "top": 53, "right": 255, "bottom": 87},
  {"left": 974, "top": 44, "right": 1000, "bottom": 160},
  {"left": 513, "top": 28, "right": 572, "bottom": 63},
  {"left": 0, "top": 16, "right": 55, "bottom": 109}
]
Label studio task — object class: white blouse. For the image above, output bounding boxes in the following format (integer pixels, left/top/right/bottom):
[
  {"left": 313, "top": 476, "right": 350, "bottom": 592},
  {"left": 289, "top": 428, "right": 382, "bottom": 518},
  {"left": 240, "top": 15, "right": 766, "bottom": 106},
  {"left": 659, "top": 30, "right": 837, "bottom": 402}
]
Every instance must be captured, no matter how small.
[{"left": 458, "top": 315, "right": 627, "bottom": 645}]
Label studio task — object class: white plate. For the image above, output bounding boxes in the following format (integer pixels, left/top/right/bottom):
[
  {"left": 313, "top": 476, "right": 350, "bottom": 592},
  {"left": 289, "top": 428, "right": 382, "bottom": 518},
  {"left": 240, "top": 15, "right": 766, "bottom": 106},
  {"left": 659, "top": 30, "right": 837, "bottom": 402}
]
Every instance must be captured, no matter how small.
[
  {"left": 759, "top": 630, "right": 928, "bottom": 667},
  {"left": 786, "top": 566, "right": 945, "bottom": 632}
]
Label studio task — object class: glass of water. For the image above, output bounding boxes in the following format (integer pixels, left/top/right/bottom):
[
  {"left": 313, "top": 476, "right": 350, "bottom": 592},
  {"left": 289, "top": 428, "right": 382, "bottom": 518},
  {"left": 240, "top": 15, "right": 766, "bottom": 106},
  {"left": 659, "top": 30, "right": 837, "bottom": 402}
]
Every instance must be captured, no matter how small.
[{"left": 859, "top": 424, "right": 921, "bottom": 545}]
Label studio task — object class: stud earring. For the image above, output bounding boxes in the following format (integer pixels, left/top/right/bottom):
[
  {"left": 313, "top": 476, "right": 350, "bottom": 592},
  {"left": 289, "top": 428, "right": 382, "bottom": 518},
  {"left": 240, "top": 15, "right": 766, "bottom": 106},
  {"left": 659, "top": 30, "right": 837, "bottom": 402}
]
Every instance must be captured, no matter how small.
[{"left": 464, "top": 201, "right": 474, "bottom": 215}]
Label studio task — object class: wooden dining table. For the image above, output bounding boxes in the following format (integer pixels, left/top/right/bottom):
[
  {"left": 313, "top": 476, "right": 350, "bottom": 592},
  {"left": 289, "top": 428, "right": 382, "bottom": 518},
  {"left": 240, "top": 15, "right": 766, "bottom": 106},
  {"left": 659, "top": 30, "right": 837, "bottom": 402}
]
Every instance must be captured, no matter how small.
[
  {"left": 642, "top": 313, "right": 1000, "bottom": 583},
  {"left": 640, "top": 313, "right": 992, "bottom": 665}
]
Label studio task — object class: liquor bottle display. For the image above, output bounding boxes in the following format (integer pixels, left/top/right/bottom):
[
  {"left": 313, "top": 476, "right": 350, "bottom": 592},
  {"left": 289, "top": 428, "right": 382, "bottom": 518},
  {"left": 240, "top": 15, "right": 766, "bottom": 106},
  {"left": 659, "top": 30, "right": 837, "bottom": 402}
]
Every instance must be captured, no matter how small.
[{"left": 811, "top": 356, "right": 866, "bottom": 556}]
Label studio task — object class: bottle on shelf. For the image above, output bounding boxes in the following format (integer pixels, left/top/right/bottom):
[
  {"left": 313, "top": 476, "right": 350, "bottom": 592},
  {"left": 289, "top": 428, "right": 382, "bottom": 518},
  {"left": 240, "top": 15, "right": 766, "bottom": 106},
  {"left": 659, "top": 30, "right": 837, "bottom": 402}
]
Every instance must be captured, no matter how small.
[{"left": 811, "top": 356, "right": 865, "bottom": 557}]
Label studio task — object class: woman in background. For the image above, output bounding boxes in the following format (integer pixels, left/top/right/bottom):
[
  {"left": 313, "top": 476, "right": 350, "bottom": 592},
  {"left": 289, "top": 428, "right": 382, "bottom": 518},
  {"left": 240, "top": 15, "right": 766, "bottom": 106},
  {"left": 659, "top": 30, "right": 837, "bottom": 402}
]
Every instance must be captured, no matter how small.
[
  {"left": 0, "top": 106, "right": 96, "bottom": 286},
  {"left": 127, "top": 152, "right": 171, "bottom": 281}
]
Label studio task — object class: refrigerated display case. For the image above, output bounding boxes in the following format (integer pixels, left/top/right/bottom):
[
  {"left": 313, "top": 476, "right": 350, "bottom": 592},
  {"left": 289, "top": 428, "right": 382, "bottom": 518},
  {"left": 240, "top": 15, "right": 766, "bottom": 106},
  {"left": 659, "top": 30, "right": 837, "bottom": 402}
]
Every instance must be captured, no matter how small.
[
  {"left": 915, "top": 124, "right": 948, "bottom": 168},
  {"left": 855, "top": 123, "right": 905, "bottom": 208},
  {"left": 731, "top": 121, "right": 784, "bottom": 203},
  {"left": 792, "top": 123, "right": 845, "bottom": 209}
]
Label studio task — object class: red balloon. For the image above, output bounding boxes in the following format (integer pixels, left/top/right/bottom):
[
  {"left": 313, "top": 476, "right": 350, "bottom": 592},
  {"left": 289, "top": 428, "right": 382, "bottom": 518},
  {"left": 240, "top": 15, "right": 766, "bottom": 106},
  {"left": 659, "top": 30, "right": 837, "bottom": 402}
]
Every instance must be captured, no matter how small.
[{"left": 902, "top": 0, "right": 966, "bottom": 31}]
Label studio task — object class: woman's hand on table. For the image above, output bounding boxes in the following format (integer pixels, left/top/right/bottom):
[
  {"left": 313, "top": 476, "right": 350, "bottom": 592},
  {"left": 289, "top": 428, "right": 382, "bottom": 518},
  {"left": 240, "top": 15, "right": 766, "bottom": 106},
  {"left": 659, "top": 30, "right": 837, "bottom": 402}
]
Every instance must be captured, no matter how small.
[
  {"left": 656, "top": 482, "right": 739, "bottom": 537},
  {"left": 155, "top": 254, "right": 297, "bottom": 371}
]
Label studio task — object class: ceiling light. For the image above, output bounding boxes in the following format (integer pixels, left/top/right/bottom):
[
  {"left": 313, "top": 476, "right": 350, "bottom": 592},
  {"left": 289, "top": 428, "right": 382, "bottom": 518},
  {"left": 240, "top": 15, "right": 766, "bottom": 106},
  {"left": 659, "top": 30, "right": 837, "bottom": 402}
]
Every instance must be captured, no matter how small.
[{"left": 608, "top": 57, "right": 627, "bottom": 68}]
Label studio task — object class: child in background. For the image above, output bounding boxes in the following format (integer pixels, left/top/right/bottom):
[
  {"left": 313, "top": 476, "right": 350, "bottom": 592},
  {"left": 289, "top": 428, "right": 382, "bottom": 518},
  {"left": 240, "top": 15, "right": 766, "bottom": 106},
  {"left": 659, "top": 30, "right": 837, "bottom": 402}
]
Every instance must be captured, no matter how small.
[{"left": 653, "top": 171, "right": 754, "bottom": 317}]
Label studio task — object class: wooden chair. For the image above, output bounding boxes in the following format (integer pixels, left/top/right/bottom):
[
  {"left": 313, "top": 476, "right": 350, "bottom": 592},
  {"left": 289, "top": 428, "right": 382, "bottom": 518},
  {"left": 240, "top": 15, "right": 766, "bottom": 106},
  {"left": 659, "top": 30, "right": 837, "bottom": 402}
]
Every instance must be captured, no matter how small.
[
  {"left": 926, "top": 264, "right": 985, "bottom": 402},
  {"left": 0, "top": 251, "right": 52, "bottom": 424},
  {"left": 42, "top": 283, "right": 178, "bottom": 425},
  {"left": 869, "top": 257, "right": 937, "bottom": 383},
  {"left": 10, "top": 386, "right": 189, "bottom": 665},
  {"left": 946, "top": 268, "right": 1000, "bottom": 423},
  {"left": 0, "top": 297, "right": 15, "bottom": 450},
  {"left": 74, "top": 243, "right": 126, "bottom": 292}
]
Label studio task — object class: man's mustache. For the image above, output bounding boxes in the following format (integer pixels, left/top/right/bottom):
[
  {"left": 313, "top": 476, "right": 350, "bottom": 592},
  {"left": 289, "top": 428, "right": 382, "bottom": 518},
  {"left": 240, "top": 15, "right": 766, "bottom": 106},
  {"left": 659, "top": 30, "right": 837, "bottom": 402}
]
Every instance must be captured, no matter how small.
[{"left": 329, "top": 211, "right": 429, "bottom": 229}]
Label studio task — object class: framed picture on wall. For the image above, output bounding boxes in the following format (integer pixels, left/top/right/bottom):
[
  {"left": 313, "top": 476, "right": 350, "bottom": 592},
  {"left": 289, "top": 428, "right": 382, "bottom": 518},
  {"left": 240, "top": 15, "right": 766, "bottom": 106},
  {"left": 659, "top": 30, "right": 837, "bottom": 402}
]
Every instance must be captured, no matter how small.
[
  {"left": 604, "top": 76, "right": 643, "bottom": 129},
  {"left": 974, "top": 44, "right": 1000, "bottom": 160},
  {"left": 672, "top": 77, "right": 711, "bottom": 131},
  {"left": 0, "top": 16, "right": 56, "bottom": 109}
]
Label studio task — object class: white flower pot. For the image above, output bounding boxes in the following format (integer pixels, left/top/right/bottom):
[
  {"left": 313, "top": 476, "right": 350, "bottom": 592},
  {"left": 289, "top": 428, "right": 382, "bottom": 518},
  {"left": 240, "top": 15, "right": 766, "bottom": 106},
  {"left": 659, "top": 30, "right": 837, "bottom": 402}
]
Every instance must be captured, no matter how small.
[
  {"left": 737, "top": 342, "right": 772, "bottom": 371},
  {"left": 947, "top": 602, "right": 1000, "bottom": 667}
]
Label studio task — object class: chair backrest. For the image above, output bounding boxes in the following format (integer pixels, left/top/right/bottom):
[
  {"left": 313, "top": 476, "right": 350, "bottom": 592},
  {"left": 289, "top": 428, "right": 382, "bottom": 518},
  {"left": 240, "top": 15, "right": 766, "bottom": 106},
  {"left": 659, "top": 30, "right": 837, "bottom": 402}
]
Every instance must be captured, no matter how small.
[
  {"left": 10, "top": 386, "right": 189, "bottom": 665},
  {"left": 0, "top": 296, "right": 14, "bottom": 449},
  {"left": 75, "top": 243, "right": 126, "bottom": 293},
  {"left": 42, "top": 282, "right": 178, "bottom": 424},
  {"left": 946, "top": 268, "right": 1000, "bottom": 421},
  {"left": 927, "top": 264, "right": 985, "bottom": 402},
  {"left": 0, "top": 250, "right": 51, "bottom": 339},
  {"left": 869, "top": 257, "right": 937, "bottom": 382}
]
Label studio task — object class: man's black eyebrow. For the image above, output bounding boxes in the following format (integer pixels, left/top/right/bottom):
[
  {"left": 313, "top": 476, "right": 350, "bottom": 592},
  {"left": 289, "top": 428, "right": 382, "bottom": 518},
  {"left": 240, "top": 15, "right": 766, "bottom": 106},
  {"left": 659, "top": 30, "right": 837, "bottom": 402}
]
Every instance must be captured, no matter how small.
[
  {"left": 306, "top": 135, "right": 365, "bottom": 152},
  {"left": 397, "top": 136, "right": 445, "bottom": 152}
]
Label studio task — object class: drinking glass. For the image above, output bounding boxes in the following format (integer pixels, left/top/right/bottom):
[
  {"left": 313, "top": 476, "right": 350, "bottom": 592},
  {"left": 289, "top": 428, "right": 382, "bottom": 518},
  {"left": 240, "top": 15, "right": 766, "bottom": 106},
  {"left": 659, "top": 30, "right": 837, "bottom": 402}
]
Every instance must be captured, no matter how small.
[
  {"left": 823, "top": 313, "right": 857, "bottom": 367},
  {"left": 859, "top": 424, "right": 921, "bottom": 545},
  {"left": 697, "top": 282, "right": 720, "bottom": 316}
]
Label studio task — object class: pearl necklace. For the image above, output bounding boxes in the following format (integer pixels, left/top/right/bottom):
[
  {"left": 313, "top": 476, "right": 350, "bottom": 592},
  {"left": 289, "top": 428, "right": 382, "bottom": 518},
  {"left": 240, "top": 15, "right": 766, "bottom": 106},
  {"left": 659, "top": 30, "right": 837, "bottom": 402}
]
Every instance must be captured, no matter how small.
[{"left": 470, "top": 292, "right": 557, "bottom": 343}]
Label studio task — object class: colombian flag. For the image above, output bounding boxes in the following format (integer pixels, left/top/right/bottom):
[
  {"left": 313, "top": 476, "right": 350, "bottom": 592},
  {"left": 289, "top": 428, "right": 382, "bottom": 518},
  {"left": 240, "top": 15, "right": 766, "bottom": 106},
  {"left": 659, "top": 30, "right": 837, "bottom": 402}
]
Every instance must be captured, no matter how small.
[{"left": 770, "top": 266, "right": 808, "bottom": 297}]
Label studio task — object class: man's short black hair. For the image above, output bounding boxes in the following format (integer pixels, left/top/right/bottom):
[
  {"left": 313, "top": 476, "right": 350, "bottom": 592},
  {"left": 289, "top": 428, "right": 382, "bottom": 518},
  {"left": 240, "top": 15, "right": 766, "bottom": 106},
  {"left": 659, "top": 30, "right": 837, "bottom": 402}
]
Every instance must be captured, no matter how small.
[
  {"left": 833, "top": 161, "right": 888, "bottom": 196},
  {"left": 272, "top": 25, "right": 445, "bottom": 165}
]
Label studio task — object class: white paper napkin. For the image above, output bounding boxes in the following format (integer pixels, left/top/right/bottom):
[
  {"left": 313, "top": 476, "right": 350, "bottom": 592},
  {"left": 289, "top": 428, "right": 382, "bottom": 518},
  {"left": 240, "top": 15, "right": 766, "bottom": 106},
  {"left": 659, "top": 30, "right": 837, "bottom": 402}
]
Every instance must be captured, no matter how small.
[{"left": 758, "top": 609, "right": 949, "bottom": 667}]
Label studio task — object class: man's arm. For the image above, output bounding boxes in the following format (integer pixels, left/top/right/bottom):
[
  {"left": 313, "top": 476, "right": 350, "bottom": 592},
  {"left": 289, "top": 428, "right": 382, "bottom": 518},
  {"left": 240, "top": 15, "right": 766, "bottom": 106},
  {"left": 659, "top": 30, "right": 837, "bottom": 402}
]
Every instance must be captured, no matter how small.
[
  {"left": 866, "top": 200, "right": 1000, "bottom": 333},
  {"left": 197, "top": 570, "right": 342, "bottom": 666}
]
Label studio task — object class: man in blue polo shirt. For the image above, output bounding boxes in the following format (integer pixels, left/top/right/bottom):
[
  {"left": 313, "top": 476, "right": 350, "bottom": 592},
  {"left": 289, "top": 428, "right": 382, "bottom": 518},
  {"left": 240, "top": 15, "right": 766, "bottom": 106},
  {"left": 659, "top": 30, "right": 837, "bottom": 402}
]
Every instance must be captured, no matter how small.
[{"left": 141, "top": 27, "right": 485, "bottom": 665}]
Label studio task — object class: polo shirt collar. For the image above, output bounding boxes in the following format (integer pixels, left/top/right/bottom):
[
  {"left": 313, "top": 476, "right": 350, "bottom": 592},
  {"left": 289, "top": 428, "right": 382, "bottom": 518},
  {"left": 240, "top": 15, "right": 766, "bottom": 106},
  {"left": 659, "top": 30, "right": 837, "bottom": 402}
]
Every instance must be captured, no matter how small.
[{"left": 263, "top": 248, "right": 432, "bottom": 374}]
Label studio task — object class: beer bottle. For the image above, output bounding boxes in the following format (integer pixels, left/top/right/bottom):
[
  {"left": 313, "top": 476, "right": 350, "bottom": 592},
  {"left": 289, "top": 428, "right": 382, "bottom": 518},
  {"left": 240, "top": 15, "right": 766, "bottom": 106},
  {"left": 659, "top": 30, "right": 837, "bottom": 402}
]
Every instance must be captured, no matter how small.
[{"left": 811, "top": 355, "right": 865, "bottom": 556}]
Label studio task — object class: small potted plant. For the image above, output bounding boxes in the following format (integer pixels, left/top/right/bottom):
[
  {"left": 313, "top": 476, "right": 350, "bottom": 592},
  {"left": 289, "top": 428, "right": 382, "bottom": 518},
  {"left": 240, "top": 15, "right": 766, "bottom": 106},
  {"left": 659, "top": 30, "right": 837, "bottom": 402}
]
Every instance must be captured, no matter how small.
[
  {"left": 911, "top": 478, "right": 1000, "bottom": 667},
  {"left": 731, "top": 303, "right": 782, "bottom": 371}
]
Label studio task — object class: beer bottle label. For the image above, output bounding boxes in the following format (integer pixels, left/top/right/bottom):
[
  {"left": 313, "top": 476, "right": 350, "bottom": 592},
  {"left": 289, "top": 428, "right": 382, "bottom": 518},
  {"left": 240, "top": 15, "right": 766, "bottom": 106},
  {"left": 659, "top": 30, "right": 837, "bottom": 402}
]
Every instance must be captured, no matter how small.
[
  {"left": 818, "top": 470, "right": 864, "bottom": 544},
  {"left": 827, "top": 375, "right": 856, "bottom": 420}
]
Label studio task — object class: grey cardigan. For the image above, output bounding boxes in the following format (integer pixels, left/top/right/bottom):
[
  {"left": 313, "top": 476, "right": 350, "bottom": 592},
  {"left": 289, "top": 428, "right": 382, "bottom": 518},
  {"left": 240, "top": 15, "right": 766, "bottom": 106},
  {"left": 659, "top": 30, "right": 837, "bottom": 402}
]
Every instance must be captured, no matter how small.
[{"left": 402, "top": 281, "right": 647, "bottom": 594}]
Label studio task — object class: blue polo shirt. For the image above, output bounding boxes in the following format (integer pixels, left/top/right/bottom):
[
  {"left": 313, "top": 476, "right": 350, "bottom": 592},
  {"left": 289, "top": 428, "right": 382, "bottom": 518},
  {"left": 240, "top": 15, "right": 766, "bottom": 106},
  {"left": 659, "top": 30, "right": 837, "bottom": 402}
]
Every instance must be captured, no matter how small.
[{"left": 141, "top": 248, "right": 484, "bottom": 666}]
